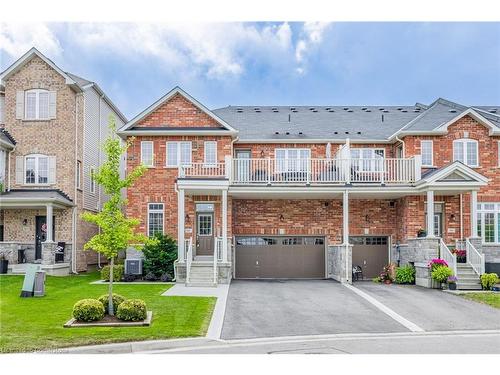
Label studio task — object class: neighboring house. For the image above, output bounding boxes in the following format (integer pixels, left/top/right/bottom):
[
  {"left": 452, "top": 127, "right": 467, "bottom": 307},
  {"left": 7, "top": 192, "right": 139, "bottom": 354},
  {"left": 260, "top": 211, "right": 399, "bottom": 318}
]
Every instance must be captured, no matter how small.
[
  {"left": 0, "top": 48, "right": 126, "bottom": 275},
  {"left": 118, "top": 87, "right": 500, "bottom": 289}
]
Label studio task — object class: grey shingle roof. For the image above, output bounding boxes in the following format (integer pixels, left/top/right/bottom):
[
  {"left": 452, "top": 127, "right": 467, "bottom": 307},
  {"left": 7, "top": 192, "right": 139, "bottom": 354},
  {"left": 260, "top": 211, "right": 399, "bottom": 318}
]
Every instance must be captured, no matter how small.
[
  {"left": 213, "top": 105, "right": 423, "bottom": 141},
  {"left": 65, "top": 72, "right": 92, "bottom": 88},
  {"left": 0, "top": 128, "right": 16, "bottom": 147},
  {"left": 212, "top": 98, "right": 500, "bottom": 141},
  {"left": 0, "top": 189, "right": 73, "bottom": 206}
]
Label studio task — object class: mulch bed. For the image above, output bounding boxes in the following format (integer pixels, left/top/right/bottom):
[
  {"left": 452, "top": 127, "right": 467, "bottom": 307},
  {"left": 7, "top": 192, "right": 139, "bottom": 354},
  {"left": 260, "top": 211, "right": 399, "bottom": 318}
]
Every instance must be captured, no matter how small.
[{"left": 64, "top": 311, "right": 152, "bottom": 328}]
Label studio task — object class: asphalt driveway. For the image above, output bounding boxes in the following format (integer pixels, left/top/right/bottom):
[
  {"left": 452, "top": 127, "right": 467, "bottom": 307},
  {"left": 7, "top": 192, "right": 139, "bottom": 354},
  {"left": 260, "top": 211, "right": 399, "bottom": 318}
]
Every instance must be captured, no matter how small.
[
  {"left": 222, "top": 280, "right": 500, "bottom": 340},
  {"left": 221, "top": 280, "right": 407, "bottom": 339},
  {"left": 355, "top": 282, "right": 500, "bottom": 331}
]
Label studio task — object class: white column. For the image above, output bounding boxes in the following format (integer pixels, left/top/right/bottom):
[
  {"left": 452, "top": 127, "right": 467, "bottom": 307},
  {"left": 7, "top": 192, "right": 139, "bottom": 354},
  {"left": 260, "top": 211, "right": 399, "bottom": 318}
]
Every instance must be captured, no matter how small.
[
  {"left": 45, "top": 204, "right": 53, "bottom": 242},
  {"left": 342, "top": 190, "right": 349, "bottom": 245},
  {"left": 426, "top": 190, "right": 435, "bottom": 237},
  {"left": 471, "top": 190, "right": 478, "bottom": 237},
  {"left": 222, "top": 189, "right": 228, "bottom": 262},
  {"left": 177, "top": 188, "right": 185, "bottom": 262}
]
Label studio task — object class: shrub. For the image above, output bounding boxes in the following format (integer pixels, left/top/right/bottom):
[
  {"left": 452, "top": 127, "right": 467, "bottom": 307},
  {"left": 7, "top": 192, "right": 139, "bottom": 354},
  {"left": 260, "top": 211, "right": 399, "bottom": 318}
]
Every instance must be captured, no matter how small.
[
  {"left": 123, "top": 274, "right": 137, "bottom": 282},
  {"left": 116, "top": 299, "right": 147, "bottom": 321},
  {"left": 72, "top": 299, "right": 105, "bottom": 322},
  {"left": 395, "top": 265, "right": 416, "bottom": 284},
  {"left": 144, "top": 272, "right": 157, "bottom": 281},
  {"left": 431, "top": 265, "right": 453, "bottom": 283},
  {"left": 101, "top": 264, "right": 124, "bottom": 282},
  {"left": 480, "top": 273, "right": 499, "bottom": 290},
  {"left": 378, "top": 263, "right": 396, "bottom": 283},
  {"left": 429, "top": 259, "right": 448, "bottom": 271},
  {"left": 142, "top": 233, "right": 177, "bottom": 278},
  {"left": 372, "top": 276, "right": 382, "bottom": 283},
  {"left": 98, "top": 293, "right": 126, "bottom": 314}
]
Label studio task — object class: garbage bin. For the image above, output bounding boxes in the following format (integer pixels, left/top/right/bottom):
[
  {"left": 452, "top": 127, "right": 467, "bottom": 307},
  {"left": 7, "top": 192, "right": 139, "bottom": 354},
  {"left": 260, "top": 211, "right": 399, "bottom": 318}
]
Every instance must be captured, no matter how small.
[{"left": 34, "top": 270, "right": 46, "bottom": 297}]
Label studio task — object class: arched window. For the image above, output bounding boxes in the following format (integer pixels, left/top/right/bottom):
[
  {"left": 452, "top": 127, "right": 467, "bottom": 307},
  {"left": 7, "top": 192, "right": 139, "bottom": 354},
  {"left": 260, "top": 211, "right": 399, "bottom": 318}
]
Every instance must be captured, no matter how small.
[
  {"left": 25, "top": 89, "right": 49, "bottom": 120},
  {"left": 25, "top": 154, "right": 49, "bottom": 184},
  {"left": 453, "top": 139, "right": 478, "bottom": 167}
]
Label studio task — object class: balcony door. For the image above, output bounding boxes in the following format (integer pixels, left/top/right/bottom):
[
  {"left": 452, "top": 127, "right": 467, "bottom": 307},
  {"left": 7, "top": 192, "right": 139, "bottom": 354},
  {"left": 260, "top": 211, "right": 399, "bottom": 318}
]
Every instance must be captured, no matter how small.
[{"left": 235, "top": 150, "right": 251, "bottom": 182}]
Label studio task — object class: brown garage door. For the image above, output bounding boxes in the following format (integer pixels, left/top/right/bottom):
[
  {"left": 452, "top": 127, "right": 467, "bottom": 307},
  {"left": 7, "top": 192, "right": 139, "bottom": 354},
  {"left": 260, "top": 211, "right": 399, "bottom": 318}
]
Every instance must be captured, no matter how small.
[
  {"left": 235, "top": 236, "right": 326, "bottom": 279},
  {"left": 350, "top": 236, "right": 389, "bottom": 279}
]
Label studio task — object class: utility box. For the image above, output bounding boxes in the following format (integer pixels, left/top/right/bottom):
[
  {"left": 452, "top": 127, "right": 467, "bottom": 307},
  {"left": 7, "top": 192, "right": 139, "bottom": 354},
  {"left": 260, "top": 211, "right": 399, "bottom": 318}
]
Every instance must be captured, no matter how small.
[{"left": 34, "top": 270, "right": 46, "bottom": 297}]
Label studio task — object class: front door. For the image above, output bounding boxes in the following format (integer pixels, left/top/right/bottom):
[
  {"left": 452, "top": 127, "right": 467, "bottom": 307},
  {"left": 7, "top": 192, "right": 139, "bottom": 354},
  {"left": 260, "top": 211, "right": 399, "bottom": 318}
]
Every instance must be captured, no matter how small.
[
  {"left": 196, "top": 212, "right": 214, "bottom": 256},
  {"left": 35, "top": 216, "right": 55, "bottom": 260},
  {"left": 235, "top": 150, "right": 251, "bottom": 182}
]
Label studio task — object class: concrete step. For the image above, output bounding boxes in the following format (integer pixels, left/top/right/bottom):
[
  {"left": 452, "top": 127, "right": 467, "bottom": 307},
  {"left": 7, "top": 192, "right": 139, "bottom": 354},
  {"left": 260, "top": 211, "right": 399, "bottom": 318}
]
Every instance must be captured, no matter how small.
[
  {"left": 456, "top": 283, "right": 482, "bottom": 290},
  {"left": 186, "top": 281, "right": 217, "bottom": 287},
  {"left": 457, "top": 277, "right": 481, "bottom": 284}
]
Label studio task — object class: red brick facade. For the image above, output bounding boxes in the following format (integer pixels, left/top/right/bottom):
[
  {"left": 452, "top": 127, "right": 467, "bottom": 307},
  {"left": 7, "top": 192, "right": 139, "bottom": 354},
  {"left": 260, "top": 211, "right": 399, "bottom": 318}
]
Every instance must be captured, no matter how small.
[{"left": 126, "top": 95, "right": 500, "bottom": 249}]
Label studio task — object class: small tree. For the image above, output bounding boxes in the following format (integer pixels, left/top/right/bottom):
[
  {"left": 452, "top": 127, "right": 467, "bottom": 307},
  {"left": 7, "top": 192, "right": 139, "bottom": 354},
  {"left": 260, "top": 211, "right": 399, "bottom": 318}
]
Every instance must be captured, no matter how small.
[{"left": 82, "top": 116, "right": 148, "bottom": 315}]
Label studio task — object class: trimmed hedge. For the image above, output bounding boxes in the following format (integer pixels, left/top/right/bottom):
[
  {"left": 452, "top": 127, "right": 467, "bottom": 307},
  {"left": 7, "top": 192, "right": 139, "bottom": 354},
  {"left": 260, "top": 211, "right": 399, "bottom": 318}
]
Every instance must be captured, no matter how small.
[
  {"left": 98, "top": 293, "right": 126, "bottom": 314},
  {"left": 72, "top": 299, "right": 105, "bottom": 322},
  {"left": 101, "top": 264, "right": 124, "bottom": 282},
  {"left": 116, "top": 299, "right": 147, "bottom": 321},
  {"left": 395, "top": 265, "right": 416, "bottom": 284}
]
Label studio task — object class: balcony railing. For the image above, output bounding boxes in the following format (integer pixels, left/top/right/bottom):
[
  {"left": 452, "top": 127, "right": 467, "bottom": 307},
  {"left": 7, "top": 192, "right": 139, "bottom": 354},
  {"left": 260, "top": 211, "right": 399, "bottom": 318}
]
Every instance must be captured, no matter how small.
[{"left": 178, "top": 156, "right": 421, "bottom": 185}]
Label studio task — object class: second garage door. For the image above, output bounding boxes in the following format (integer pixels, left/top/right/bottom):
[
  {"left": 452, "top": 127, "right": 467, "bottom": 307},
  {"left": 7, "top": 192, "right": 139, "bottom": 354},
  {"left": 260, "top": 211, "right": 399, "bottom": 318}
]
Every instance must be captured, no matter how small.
[
  {"left": 350, "top": 236, "right": 389, "bottom": 279},
  {"left": 235, "top": 236, "right": 326, "bottom": 279}
]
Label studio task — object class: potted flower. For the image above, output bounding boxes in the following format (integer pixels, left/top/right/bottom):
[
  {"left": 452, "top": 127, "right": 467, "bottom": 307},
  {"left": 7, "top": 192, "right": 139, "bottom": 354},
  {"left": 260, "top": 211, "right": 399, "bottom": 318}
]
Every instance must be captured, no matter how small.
[
  {"left": 417, "top": 228, "right": 427, "bottom": 238},
  {"left": 428, "top": 259, "right": 449, "bottom": 289},
  {"left": 379, "top": 264, "right": 395, "bottom": 285},
  {"left": 0, "top": 252, "right": 9, "bottom": 274},
  {"left": 455, "top": 250, "right": 466, "bottom": 263},
  {"left": 447, "top": 275, "right": 458, "bottom": 290}
]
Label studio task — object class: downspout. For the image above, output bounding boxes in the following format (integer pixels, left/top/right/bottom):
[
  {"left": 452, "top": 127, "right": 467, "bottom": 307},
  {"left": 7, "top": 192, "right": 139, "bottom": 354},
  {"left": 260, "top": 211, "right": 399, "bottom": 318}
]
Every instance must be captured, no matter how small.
[
  {"left": 7, "top": 146, "right": 15, "bottom": 191},
  {"left": 72, "top": 92, "right": 83, "bottom": 274}
]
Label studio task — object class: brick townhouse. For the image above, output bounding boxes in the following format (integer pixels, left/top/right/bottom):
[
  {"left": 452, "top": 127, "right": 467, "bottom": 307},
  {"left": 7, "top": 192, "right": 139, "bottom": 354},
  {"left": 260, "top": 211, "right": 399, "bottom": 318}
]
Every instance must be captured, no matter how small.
[
  {"left": 118, "top": 87, "right": 500, "bottom": 289},
  {"left": 0, "top": 48, "right": 126, "bottom": 275}
]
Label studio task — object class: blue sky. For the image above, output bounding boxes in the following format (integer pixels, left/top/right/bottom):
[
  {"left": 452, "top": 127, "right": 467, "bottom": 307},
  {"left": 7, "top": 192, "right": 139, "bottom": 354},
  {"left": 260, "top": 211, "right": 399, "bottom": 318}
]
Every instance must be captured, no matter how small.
[{"left": 1, "top": 22, "right": 499, "bottom": 119}]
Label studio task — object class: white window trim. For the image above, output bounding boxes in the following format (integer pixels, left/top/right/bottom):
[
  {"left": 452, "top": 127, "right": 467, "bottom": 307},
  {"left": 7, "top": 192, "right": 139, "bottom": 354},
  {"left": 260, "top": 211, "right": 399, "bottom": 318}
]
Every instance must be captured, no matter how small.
[
  {"left": 140, "top": 141, "right": 154, "bottom": 167},
  {"left": 147, "top": 203, "right": 164, "bottom": 237},
  {"left": 477, "top": 203, "right": 500, "bottom": 245},
  {"left": 24, "top": 89, "right": 49, "bottom": 120},
  {"left": 420, "top": 140, "right": 434, "bottom": 167},
  {"left": 453, "top": 138, "right": 479, "bottom": 167},
  {"left": 24, "top": 154, "right": 49, "bottom": 185},
  {"left": 204, "top": 141, "right": 217, "bottom": 166},
  {"left": 274, "top": 148, "right": 311, "bottom": 172},
  {"left": 165, "top": 141, "right": 192, "bottom": 168},
  {"left": 90, "top": 166, "right": 96, "bottom": 194},
  {"left": 350, "top": 148, "right": 385, "bottom": 172}
]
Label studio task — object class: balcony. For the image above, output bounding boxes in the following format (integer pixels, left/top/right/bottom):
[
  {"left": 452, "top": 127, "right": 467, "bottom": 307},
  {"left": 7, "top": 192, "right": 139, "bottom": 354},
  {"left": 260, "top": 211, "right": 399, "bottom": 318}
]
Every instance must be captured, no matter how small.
[{"left": 179, "top": 156, "right": 422, "bottom": 185}]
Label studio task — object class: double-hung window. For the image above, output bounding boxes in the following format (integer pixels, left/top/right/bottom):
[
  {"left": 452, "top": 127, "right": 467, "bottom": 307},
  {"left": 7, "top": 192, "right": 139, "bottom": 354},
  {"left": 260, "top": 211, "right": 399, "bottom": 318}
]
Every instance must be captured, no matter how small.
[
  {"left": 420, "top": 140, "right": 433, "bottom": 167},
  {"left": 204, "top": 141, "right": 217, "bottom": 166},
  {"left": 141, "top": 141, "right": 154, "bottom": 167},
  {"left": 477, "top": 203, "right": 500, "bottom": 244},
  {"left": 25, "top": 89, "right": 49, "bottom": 120},
  {"left": 25, "top": 154, "right": 48, "bottom": 184},
  {"left": 166, "top": 142, "right": 192, "bottom": 167},
  {"left": 453, "top": 139, "right": 478, "bottom": 167},
  {"left": 90, "top": 166, "right": 96, "bottom": 194},
  {"left": 275, "top": 148, "right": 311, "bottom": 173},
  {"left": 350, "top": 148, "right": 385, "bottom": 172},
  {"left": 147, "top": 203, "right": 164, "bottom": 237}
]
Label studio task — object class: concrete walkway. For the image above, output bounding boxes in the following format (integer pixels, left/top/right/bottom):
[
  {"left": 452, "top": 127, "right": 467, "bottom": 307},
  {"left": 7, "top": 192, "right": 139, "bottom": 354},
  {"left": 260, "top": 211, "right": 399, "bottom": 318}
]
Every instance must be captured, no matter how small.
[{"left": 162, "top": 283, "right": 229, "bottom": 339}]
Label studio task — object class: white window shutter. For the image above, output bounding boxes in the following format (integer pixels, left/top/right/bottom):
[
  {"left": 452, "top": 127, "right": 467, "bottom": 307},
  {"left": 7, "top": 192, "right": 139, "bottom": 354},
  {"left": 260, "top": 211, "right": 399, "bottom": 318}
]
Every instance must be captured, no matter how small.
[
  {"left": 16, "top": 91, "right": 24, "bottom": 120},
  {"left": 49, "top": 91, "right": 57, "bottom": 119},
  {"left": 16, "top": 156, "right": 24, "bottom": 184},
  {"left": 48, "top": 156, "right": 56, "bottom": 184}
]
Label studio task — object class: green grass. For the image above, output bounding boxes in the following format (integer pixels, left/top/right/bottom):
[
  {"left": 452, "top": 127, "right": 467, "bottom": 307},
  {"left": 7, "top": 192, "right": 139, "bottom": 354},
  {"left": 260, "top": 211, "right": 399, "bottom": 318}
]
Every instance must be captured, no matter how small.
[
  {"left": 461, "top": 292, "right": 500, "bottom": 309},
  {"left": 0, "top": 272, "right": 216, "bottom": 353}
]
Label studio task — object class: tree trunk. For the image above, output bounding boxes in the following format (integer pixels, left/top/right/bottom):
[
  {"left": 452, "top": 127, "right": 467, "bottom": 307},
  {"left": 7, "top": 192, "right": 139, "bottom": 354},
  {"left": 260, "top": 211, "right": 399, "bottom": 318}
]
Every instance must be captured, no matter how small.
[{"left": 108, "top": 257, "right": 114, "bottom": 316}]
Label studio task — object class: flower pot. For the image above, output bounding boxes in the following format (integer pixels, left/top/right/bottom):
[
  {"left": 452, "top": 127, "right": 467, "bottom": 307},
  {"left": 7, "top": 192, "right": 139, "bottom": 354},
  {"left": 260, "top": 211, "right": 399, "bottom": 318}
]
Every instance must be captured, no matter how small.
[
  {"left": 0, "top": 259, "right": 8, "bottom": 274},
  {"left": 384, "top": 280, "right": 392, "bottom": 285},
  {"left": 441, "top": 282, "right": 448, "bottom": 290},
  {"left": 431, "top": 279, "right": 441, "bottom": 289},
  {"left": 448, "top": 283, "right": 457, "bottom": 291}
]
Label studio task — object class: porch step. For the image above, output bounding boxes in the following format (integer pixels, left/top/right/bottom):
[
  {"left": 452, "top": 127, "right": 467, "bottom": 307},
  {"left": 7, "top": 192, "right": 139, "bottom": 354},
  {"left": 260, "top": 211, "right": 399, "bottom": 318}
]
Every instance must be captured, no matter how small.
[
  {"left": 186, "top": 262, "right": 217, "bottom": 287},
  {"left": 456, "top": 282, "right": 482, "bottom": 290}
]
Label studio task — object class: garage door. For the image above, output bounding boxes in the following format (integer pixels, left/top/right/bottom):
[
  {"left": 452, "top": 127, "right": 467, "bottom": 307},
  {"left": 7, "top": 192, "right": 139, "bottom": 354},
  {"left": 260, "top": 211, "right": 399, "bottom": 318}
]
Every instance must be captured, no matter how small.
[
  {"left": 235, "top": 236, "right": 326, "bottom": 279},
  {"left": 350, "top": 236, "right": 389, "bottom": 279}
]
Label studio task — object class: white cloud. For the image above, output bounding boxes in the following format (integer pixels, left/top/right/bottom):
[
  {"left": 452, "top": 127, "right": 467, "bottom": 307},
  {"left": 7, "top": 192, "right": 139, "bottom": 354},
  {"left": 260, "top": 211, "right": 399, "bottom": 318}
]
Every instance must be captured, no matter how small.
[
  {"left": 0, "top": 23, "right": 62, "bottom": 58},
  {"left": 295, "top": 22, "right": 331, "bottom": 72}
]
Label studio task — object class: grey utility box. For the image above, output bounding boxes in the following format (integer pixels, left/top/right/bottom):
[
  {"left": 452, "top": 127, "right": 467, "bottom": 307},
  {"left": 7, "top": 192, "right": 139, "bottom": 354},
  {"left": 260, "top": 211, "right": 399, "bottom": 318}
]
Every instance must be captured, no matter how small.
[{"left": 34, "top": 270, "right": 46, "bottom": 297}]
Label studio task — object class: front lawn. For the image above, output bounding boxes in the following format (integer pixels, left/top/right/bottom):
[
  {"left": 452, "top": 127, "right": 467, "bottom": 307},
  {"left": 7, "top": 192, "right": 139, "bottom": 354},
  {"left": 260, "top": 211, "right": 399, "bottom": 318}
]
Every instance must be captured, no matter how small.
[
  {"left": 0, "top": 272, "right": 215, "bottom": 353},
  {"left": 460, "top": 292, "right": 500, "bottom": 309}
]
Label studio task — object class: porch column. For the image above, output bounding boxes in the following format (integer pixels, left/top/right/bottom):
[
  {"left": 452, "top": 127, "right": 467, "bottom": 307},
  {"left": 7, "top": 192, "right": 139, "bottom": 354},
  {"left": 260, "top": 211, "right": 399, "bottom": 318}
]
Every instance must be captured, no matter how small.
[
  {"left": 222, "top": 189, "right": 228, "bottom": 262},
  {"left": 470, "top": 190, "right": 478, "bottom": 237},
  {"left": 342, "top": 190, "right": 349, "bottom": 245},
  {"left": 426, "top": 190, "right": 435, "bottom": 238},
  {"left": 177, "top": 188, "right": 185, "bottom": 262},
  {"left": 45, "top": 204, "right": 54, "bottom": 242}
]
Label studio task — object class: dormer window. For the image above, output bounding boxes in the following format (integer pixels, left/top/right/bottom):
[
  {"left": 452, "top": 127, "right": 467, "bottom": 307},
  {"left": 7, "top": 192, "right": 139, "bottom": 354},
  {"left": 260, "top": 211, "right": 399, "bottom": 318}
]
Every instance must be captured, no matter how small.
[
  {"left": 453, "top": 139, "right": 478, "bottom": 167},
  {"left": 25, "top": 89, "right": 50, "bottom": 120}
]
